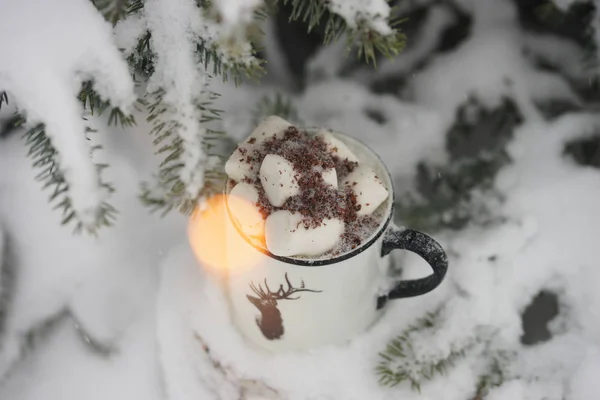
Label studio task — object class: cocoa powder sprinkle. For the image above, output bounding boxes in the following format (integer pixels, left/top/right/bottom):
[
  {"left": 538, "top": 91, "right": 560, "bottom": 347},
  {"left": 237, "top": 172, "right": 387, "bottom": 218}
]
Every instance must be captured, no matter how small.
[{"left": 232, "top": 126, "right": 385, "bottom": 256}]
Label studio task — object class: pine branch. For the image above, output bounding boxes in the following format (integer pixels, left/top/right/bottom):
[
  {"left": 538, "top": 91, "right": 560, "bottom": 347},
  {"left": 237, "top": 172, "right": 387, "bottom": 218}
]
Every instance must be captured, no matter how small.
[
  {"left": 127, "top": 1, "right": 266, "bottom": 84},
  {"left": 93, "top": 0, "right": 133, "bottom": 25},
  {"left": 472, "top": 351, "right": 516, "bottom": 400},
  {"left": 0, "top": 91, "right": 7, "bottom": 110},
  {"left": 128, "top": 30, "right": 155, "bottom": 79},
  {"left": 9, "top": 79, "right": 132, "bottom": 234},
  {"left": 252, "top": 93, "right": 302, "bottom": 126},
  {"left": 195, "top": 39, "right": 265, "bottom": 85},
  {"left": 128, "top": 0, "right": 144, "bottom": 13},
  {"left": 376, "top": 309, "right": 474, "bottom": 391},
  {"left": 393, "top": 97, "right": 518, "bottom": 233},
  {"left": 127, "top": 31, "right": 265, "bottom": 84},
  {"left": 78, "top": 81, "right": 137, "bottom": 127},
  {"left": 351, "top": 13, "right": 408, "bottom": 67},
  {"left": 139, "top": 89, "right": 227, "bottom": 216},
  {"left": 534, "top": 1, "right": 567, "bottom": 27},
  {"left": 254, "top": 0, "right": 278, "bottom": 21},
  {"left": 281, "top": 0, "right": 407, "bottom": 65},
  {"left": 21, "top": 121, "right": 117, "bottom": 234}
]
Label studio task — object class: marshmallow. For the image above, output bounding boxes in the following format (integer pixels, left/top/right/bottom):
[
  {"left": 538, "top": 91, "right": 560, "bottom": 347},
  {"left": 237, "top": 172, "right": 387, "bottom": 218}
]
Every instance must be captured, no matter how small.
[
  {"left": 265, "top": 210, "right": 344, "bottom": 257},
  {"left": 322, "top": 168, "right": 338, "bottom": 188},
  {"left": 317, "top": 129, "right": 360, "bottom": 163},
  {"left": 225, "top": 151, "right": 253, "bottom": 183},
  {"left": 260, "top": 154, "right": 299, "bottom": 207},
  {"left": 225, "top": 116, "right": 292, "bottom": 182},
  {"left": 343, "top": 165, "right": 389, "bottom": 216},
  {"left": 248, "top": 115, "right": 292, "bottom": 144},
  {"left": 228, "top": 183, "right": 264, "bottom": 237}
]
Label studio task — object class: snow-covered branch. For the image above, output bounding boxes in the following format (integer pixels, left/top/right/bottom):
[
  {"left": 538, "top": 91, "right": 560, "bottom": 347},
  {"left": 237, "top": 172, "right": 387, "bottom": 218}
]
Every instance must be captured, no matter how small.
[
  {"left": 0, "top": 0, "right": 408, "bottom": 228},
  {"left": 327, "top": 0, "right": 394, "bottom": 34},
  {"left": 0, "top": 0, "right": 135, "bottom": 231}
]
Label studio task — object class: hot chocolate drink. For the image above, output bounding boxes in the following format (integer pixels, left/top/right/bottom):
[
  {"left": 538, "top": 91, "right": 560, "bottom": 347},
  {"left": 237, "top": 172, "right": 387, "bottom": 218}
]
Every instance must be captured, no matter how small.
[{"left": 225, "top": 116, "right": 389, "bottom": 259}]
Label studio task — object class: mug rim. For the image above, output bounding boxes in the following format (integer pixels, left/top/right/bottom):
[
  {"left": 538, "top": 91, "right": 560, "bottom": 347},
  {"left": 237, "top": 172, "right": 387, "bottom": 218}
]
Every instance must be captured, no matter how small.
[{"left": 224, "top": 127, "right": 396, "bottom": 267}]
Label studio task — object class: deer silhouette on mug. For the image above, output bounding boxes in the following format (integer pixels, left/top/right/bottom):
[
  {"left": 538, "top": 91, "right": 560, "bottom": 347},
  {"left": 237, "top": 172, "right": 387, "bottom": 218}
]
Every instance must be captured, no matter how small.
[{"left": 247, "top": 273, "right": 322, "bottom": 340}]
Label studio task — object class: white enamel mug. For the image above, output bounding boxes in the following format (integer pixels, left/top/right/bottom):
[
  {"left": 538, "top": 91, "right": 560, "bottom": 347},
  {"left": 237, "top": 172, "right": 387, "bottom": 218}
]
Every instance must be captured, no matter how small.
[{"left": 189, "top": 129, "right": 448, "bottom": 353}]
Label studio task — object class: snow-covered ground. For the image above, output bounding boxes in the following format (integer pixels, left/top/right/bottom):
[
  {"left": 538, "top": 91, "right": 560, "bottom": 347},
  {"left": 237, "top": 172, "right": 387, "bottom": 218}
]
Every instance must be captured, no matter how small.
[{"left": 1, "top": 0, "right": 600, "bottom": 399}]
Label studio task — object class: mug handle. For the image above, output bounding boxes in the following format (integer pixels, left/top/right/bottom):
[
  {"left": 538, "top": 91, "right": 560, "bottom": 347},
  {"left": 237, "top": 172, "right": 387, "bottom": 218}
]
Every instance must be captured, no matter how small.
[{"left": 376, "top": 224, "right": 449, "bottom": 309}]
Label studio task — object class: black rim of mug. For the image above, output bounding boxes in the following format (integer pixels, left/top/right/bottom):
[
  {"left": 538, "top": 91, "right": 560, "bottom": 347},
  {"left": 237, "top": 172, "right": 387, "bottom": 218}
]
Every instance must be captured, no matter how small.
[{"left": 223, "top": 131, "right": 396, "bottom": 267}]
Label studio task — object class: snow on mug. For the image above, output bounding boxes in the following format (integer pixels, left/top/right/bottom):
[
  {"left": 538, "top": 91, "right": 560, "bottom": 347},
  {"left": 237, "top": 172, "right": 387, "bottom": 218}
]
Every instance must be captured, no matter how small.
[{"left": 188, "top": 117, "right": 448, "bottom": 353}]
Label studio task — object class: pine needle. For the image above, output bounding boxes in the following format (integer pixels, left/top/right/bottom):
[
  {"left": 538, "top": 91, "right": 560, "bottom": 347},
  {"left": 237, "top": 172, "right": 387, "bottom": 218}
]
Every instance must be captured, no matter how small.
[
  {"left": 252, "top": 93, "right": 302, "bottom": 126},
  {"left": 282, "top": 0, "right": 407, "bottom": 65},
  {"left": 92, "top": 0, "right": 133, "bottom": 26},
  {"left": 376, "top": 309, "right": 472, "bottom": 390},
  {"left": 195, "top": 39, "right": 265, "bottom": 85},
  {"left": 21, "top": 122, "right": 117, "bottom": 235},
  {"left": 351, "top": 14, "right": 408, "bottom": 67},
  {"left": 15, "top": 0, "right": 413, "bottom": 232},
  {"left": 128, "top": 0, "right": 144, "bottom": 13},
  {"left": 78, "top": 81, "right": 136, "bottom": 127},
  {"left": 128, "top": 31, "right": 155, "bottom": 79},
  {"left": 139, "top": 89, "right": 227, "bottom": 216},
  {"left": 0, "top": 91, "right": 8, "bottom": 110},
  {"left": 473, "top": 350, "right": 515, "bottom": 399}
]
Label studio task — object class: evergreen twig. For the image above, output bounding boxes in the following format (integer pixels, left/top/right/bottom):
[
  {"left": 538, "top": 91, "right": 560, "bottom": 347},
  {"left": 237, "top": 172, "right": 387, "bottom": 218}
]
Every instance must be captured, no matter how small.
[
  {"left": 11, "top": 0, "right": 410, "bottom": 230},
  {"left": 252, "top": 93, "right": 302, "bottom": 126},
  {"left": 394, "top": 97, "right": 519, "bottom": 232},
  {"left": 127, "top": 32, "right": 265, "bottom": 85},
  {"left": 10, "top": 79, "right": 130, "bottom": 234},
  {"left": 352, "top": 13, "right": 408, "bottom": 66},
  {"left": 376, "top": 309, "right": 473, "bottom": 391},
  {"left": 21, "top": 122, "right": 117, "bottom": 234},
  {"left": 472, "top": 351, "right": 515, "bottom": 400},
  {"left": 195, "top": 39, "right": 265, "bottom": 85},
  {"left": 128, "top": 31, "right": 155, "bottom": 78},
  {"left": 78, "top": 81, "right": 137, "bottom": 127},
  {"left": 93, "top": 0, "right": 133, "bottom": 26},
  {"left": 139, "top": 89, "right": 227, "bottom": 216},
  {"left": 0, "top": 91, "right": 8, "bottom": 110},
  {"left": 282, "top": 0, "right": 407, "bottom": 65},
  {"left": 128, "top": 0, "right": 144, "bottom": 13}
]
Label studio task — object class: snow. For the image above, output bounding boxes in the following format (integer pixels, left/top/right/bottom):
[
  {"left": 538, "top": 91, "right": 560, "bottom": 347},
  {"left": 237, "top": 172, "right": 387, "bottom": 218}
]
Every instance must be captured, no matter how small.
[
  {"left": 0, "top": 310, "right": 164, "bottom": 400},
  {"left": 568, "top": 347, "right": 600, "bottom": 400},
  {"left": 144, "top": 0, "right": 210, "bottom": 198},
  {"left": 352, "top": 4, "right": 455, "bottom": 85},
  {"left": 114, "top": 13, "right": 147, "bottom": 58},
  {"left": 553, "top": 0, "right": 587, "bottom": 11},
  {"left": 2, "top": 0, "right": 600, "bottom": 399},
  {"left": 0, "top": 0, "right": 136, "bottom": 229},
  {"left": 408, "top": 25, "right": 577, "bottom": 122},
  {"left": 327, "top": 0, "right": 393, "bottom": 35},
  {"left": 214, "top": 0, "right": 263, "bottom": 30},
  {"left": 0, "top": 112, "right": 185, "bottom": 378}
]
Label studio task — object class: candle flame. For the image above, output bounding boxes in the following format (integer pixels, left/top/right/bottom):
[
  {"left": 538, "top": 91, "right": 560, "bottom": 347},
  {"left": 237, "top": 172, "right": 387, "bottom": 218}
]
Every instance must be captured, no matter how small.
[{"left": 188, "top": 194, "right": 263, "bottom": 276}]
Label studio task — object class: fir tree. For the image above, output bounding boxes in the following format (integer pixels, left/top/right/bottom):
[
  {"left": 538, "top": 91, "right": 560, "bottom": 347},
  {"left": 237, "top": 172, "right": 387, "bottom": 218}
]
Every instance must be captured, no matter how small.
[{"left": 0, "top": 0, "right": 407, "bottom": 234}]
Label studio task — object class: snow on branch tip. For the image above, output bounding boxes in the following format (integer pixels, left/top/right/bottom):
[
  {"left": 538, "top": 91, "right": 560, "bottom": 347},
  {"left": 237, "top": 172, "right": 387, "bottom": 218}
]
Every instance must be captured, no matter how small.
[{"left": 0, "top": 0, "right": 135, "bottom": 232}]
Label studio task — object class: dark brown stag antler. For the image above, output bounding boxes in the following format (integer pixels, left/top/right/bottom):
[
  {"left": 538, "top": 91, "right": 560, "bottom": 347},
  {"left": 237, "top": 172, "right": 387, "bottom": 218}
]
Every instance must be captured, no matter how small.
[
  {"left": 249, "top": 273, "right": 321, "bottom": 301},
  {"left": 272, "top": 273, "right": 322, "bottom": 300},
  {"left": 246, "top": 273, "right": 323, "bottom": 340}
]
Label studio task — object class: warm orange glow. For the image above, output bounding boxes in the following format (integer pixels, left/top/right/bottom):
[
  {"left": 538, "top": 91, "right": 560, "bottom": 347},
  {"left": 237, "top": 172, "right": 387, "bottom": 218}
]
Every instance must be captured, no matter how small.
[{"left": 188, "top": 194, "right": 263, "bottom": 276}]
